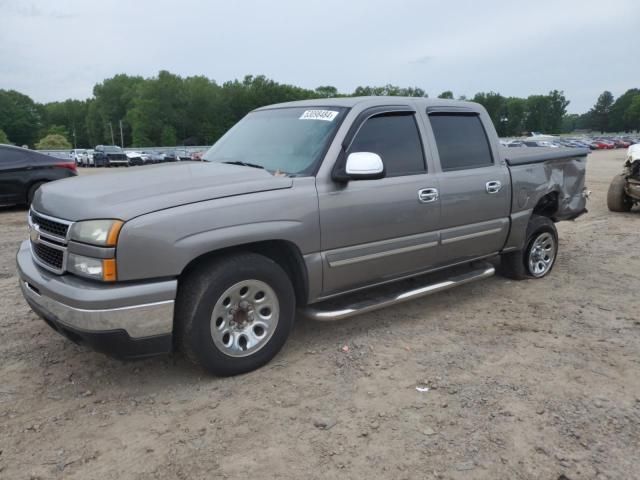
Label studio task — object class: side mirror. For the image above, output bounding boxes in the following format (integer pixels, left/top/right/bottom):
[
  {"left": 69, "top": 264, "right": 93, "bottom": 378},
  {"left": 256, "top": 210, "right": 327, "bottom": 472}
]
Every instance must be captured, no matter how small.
[{"left": 345, "top": 152, "right": 385, "bottom": 180}]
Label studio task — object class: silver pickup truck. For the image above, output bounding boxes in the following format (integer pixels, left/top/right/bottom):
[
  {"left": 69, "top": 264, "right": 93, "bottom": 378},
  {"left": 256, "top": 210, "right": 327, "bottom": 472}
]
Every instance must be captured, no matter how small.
[{"left": 17, "top": 97, "right": 589, "bottom": 375}]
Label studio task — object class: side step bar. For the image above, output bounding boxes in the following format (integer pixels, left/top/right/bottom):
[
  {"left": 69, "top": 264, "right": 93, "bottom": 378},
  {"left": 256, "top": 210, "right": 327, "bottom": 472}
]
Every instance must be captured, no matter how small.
[{"left": 299, "top": 262, "right": 495, "bottom": 322}]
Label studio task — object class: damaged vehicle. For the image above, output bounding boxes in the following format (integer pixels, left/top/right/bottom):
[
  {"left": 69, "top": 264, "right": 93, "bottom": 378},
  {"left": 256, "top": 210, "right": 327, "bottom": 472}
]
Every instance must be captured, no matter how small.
[
  {"left": 17, "top": 97, "right": 589, "bottom": 376},
  {"left": 607, "top": 144, "right": 640, "bottom": 212}
]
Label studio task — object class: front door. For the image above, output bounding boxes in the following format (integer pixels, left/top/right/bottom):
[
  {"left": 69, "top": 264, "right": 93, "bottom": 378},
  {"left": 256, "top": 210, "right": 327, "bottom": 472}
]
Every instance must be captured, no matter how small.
[{"left": 318, "top": 111, "right": 441, "bottom": 296}]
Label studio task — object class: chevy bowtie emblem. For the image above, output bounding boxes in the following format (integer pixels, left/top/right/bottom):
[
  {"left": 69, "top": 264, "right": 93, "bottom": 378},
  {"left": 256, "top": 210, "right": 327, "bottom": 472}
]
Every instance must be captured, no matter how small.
[{"left": 30, "top": 225, "right": 40, "bottom": 244}]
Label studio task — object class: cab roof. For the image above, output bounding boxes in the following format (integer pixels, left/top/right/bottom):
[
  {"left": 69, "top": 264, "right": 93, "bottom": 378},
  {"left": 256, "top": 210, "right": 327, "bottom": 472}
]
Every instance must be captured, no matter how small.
[{"left": 254, "top": 96, "right": 484, "bottom": 113}]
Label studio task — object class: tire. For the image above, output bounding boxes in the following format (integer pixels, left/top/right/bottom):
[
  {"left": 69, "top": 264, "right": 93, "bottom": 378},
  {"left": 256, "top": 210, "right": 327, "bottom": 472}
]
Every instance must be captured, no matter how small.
[
  {"left": 175, "top": 252, "right": 296, "bottom": 376},
  {"left": 607, "top": 174, "right": 632, "bottom": 212},
  {"left": 500, "top": 215, "right": 558, "bottom": 280},
  {"left": 27, "top": 181, "right": 46, "bottom": 206}
]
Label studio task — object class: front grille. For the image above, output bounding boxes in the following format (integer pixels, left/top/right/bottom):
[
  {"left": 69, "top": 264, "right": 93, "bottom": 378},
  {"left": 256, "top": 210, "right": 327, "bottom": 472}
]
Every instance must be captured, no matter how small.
[
  {"left": 29, "top": 210, "right": 72, "bottom": 274},
  {"left": 30, "top": 212, "right": 69, "bottom": 238},
  {"left": 32, "top": 241, "right": 64, "bottom": 270}
]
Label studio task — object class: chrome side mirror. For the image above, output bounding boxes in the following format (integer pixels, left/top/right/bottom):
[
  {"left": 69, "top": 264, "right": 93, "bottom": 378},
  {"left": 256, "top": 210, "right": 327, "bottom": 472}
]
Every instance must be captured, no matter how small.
[{"left": 345, "top": 152, "right": 384, "bottom": 180}]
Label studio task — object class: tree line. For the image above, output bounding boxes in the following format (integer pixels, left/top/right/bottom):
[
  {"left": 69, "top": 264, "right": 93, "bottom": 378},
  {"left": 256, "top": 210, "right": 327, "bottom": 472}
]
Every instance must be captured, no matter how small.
[{"left": 0, "top": 70, "right": 638, "bottom": 149}]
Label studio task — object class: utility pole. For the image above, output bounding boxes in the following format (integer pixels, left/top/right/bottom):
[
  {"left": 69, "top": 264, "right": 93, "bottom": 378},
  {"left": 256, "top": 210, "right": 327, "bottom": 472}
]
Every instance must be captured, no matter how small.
[
  {"left": 72, "top": 128, "right": 77, "bottom": 150},
  {"left": 108, "top": 122, "right": 115, "bottom": 145},
  {"left": 119, "top": 120, "right": 124, "bottom": 148}
]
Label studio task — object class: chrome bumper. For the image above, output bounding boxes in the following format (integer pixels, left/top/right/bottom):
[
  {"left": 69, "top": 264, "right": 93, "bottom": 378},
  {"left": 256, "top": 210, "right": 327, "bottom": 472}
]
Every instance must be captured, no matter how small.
[{"left": 16, "top": 240, "right": 176, "bottom": 338}]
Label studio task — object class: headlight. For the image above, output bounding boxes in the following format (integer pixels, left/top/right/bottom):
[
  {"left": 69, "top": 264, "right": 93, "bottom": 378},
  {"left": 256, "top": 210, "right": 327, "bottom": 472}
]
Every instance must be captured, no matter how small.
[
  {"left": 68, "top": 253, "right": 117, "bottom": 281},
  {"left": 69, "top": 220, "right": 123, "bottom": 246}
]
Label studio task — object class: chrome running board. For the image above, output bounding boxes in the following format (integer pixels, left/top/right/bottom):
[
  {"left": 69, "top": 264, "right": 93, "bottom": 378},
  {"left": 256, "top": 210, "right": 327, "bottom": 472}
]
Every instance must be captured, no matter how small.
[{"left": 299, "top": 262, "right": 495, "bottom": 322}]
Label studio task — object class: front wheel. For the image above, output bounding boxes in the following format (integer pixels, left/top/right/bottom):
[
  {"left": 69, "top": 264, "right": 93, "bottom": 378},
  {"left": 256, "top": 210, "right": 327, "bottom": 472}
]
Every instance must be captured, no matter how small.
[
  {"left": 175, "top": 252, "right": 295, "bottom": 376},
  {"left": 500, "top": 215, "right": 558, "bottom": 280}
]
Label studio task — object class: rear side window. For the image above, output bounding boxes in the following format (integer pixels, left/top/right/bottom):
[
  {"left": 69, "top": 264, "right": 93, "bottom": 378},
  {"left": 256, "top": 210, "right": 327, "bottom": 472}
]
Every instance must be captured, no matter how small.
[
  {"left": 349, "top": 113, "right": 425, "bottom": 176},
  {"left": 429, "top": 114, "right": 493, "bottom": 171},
  {"left": 0, "top": 148, "right": 25, "bottom": 167}
]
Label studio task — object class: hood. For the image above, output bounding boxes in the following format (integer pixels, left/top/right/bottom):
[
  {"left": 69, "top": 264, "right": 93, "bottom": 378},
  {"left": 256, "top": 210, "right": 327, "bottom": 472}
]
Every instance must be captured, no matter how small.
[{"left": 33, "top": 162, "right": 293, "bottom": 221}]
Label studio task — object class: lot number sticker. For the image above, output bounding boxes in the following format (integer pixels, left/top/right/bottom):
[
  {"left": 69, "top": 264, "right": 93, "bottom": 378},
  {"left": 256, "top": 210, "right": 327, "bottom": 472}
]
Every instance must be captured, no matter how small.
[{"left": 299, "top": 110, "right": 339, "bottom": 121}]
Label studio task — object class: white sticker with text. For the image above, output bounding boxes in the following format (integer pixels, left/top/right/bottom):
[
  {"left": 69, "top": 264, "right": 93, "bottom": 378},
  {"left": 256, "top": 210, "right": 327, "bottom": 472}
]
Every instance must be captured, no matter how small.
[{"left": 299, "top": 110, "right": 339, "bottom": 121}]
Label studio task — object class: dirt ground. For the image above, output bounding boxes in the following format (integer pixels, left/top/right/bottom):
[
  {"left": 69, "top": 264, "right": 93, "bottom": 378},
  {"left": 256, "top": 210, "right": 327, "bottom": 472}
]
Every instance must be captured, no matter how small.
[{"left": 0, "top": 150, "right": 639, "bottom": 480}]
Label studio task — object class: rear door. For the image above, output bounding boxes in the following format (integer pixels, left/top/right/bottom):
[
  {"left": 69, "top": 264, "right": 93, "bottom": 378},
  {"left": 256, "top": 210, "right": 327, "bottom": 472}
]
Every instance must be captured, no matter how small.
[
  {"left": 425, "top": 112, "right": 510, "bottom": 264},
  {"left": 318, "top": 109, "right": 441, "bottom": 295}
]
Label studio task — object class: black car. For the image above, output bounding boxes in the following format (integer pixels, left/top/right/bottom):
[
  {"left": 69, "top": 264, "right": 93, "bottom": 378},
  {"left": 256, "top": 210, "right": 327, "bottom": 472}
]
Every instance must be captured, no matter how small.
[
  {"left": 93, "top": 145, "right": 128, "bottom": 167},
  {"left": 0, "top": 144, "right": 77, "bottom": 207}
]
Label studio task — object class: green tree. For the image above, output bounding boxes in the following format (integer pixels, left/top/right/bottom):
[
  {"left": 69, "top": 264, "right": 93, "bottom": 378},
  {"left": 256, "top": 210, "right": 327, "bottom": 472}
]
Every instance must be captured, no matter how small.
[
  {"left": 0, "top": 128, "right": 10, "bottom": 144},
  {"left": 42, "top": 99, "right": 90, "bottom": 147},
  {"left": 610, "top": 89, "right": 640, "bottom": 132},
  {"left": 315, "top": 86, "right": 338, "bottom": 98},
  {"left": 0, "top": 90, "right": 41, "bottom": 146},
  {"left": 127, "top": 70, "right": 186, "bottom": 146},
  {"left": 589, "top": 91, "right": 615, "bottom": 133},
  {"left": 45, "top": 124, "right": 70, "bottom": 138},
  {"left": 35, "top": 134, "right": 72, "bottom": 150},
  {"left": 561, "top": 114, "right": 580, "bottom": 133},
  {"left": 623, "top": 95, "right": 640, "bottom": 132},
  {"left": 88, "top": 74, "right": 144, "bottom": 146},
  {"left": 504, "top": 97, "right": 527, "bottom": 136},
  {"left": 353, "top": 85, "right": 426, "bottom": 97},
  {"left": 473, "top": 92, "right": 507, "bottom": 135},
  {"left": 438, "top": 91, "right": 454, "bottom": 99},
  {"left": 546, "top": 90, "right": 570, "bottom": 133}
]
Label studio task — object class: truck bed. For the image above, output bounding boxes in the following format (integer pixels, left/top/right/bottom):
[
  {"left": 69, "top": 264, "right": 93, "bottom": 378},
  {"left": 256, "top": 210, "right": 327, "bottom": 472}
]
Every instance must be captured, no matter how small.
[{"left": 502, "top": 147, "right": 590, "bottom": 166}]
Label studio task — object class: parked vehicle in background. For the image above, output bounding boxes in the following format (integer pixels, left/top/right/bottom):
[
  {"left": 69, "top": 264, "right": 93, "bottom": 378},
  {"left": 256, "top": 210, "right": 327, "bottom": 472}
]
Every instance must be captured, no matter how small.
[
  {"left": 146, "top": 151, "right": 166, "bottom": 163},
  {"left": 85, "top": 149, "right": 95, "bottom": 167},
  {"left": 93, "top": 145, "right": 128, "bottom": 167},
  {"left": 507, "top": 140, "right": 525, "bottom": 147},
  {"left": 163, "top": 150, "right": 191, "bottom": 162},
  {"left": 71, "top": 149, "right": 88, "bottom": 166},
  {"left": 190, "top": 151, "right": 204, "bottom": 161},
  {"left": 607, "top": 144, "right": 640, "bottom": 212},
  {"left": 16, "top": 97, "right": 589, "bottom": 376},
  {"left": 596, "top": 139, "right": 616, "bottom": 149},
  {"left": 613, "top": 138, "right": 631, "bottom": 148},
  {"left": 163, "top": 151, "right": 178, "bottom": 162},
  {"left": 0, "top": 144, "right": 77, "bottom": 207},
  {"left": 126, "top": 151, "right": 151, "bottom": 166}
]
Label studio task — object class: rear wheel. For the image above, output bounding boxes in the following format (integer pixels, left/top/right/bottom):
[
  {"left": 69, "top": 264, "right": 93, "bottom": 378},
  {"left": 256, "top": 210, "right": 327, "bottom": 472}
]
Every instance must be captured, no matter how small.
[
  {"left": 607, "top": 174, "right": 632, "bottom": 212},
  {"left": 27, "top": 181, "right": 46, "bottom": 205},
  {"left": 500, "top": 215, "right": 558, "bottom": 280},
  {"left": 175, "top": 252, "right": 295, "bottom": 376}
]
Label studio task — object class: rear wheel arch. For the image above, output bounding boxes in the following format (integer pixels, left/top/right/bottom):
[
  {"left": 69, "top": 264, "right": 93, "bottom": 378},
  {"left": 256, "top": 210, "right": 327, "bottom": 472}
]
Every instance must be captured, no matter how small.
[{"left": 532, "top": 191, "right": 560, "bottom": 219}]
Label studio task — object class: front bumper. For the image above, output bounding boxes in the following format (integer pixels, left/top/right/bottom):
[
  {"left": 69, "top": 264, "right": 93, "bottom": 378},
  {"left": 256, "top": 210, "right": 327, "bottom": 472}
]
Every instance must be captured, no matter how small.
[{"left": 17, "top": 240, "right": 176, "bottom": 359}]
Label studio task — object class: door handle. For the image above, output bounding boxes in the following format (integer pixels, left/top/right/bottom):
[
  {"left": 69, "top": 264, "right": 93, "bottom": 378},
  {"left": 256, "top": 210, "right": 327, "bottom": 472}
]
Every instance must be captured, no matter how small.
[
  {"left": 486, "top": 181, "right": 502, "bottom": 194},
  {"left": 418, "top": 188, "right": 439, "bottom": 203}
]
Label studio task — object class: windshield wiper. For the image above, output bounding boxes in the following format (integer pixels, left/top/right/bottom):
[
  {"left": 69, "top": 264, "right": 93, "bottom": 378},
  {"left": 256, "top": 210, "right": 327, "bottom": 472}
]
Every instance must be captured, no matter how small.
[{"left": 221, "top": 160, "right": 265, "bottom": 170}]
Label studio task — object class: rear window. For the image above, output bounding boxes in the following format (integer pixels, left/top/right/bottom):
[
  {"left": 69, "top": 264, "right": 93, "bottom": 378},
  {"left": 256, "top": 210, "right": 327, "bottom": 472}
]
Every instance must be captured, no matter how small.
[{"left": 429, "top": 114, "right": 493, "bottom": 171}]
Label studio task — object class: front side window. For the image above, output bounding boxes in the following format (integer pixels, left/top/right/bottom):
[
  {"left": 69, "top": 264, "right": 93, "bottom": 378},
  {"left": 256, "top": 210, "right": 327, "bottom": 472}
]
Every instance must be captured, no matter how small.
[
  {"left": 204, "top": 107, "right": 347, "bottom": 176},
  {"left": 348, "top": 113, "right": 426, "bottom": 176},
  {"left": 429, "top": 114, "right": 493, "bottom": 171}
]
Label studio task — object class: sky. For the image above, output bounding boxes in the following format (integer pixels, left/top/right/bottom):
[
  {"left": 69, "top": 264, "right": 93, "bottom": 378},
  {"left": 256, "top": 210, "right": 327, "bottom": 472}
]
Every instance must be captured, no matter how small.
[{"left": 0, "top": 0, "right": 638, "bottom": 113}]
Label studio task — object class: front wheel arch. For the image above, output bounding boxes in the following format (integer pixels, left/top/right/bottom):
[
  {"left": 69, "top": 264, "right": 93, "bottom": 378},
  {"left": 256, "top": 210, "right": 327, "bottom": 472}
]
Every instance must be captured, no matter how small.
[{"left": 179, "top": 240, "right": 309, "bottom": 307}]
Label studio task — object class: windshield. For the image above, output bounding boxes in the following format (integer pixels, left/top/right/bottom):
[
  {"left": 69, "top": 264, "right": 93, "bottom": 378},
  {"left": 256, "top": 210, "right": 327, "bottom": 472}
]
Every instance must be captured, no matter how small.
[
  {"left": 203, "top": 107, "right": 347, "bottom": 176},
  {"left": 103, "top": 146, "right": 123, "bottom": 152}
]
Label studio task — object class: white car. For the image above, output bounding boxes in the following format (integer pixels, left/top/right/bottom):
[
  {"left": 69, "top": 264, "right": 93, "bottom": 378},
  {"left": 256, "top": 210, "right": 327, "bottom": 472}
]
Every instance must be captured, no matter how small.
[
  {"left": 71, "top": 149, "right": 88, "bottom": 166},
  {"left": 627, "top": 144, "right": 640, "bottom": 162}
]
